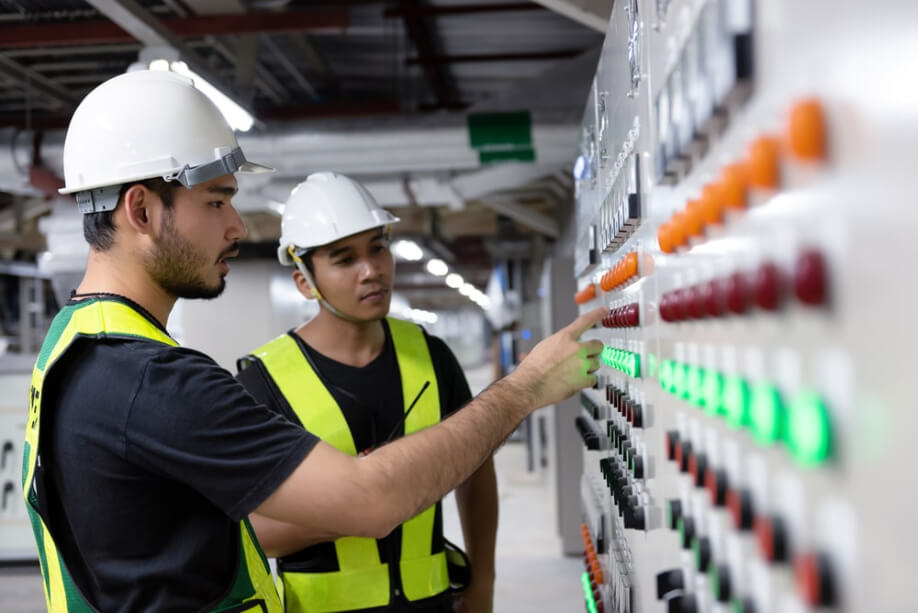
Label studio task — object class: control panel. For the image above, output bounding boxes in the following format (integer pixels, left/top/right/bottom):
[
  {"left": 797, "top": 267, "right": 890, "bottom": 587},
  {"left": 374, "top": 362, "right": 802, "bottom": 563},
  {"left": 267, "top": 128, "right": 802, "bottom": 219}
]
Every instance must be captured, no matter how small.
[{"left": 573, "top": 1, "right": 917, "bottom": 612}]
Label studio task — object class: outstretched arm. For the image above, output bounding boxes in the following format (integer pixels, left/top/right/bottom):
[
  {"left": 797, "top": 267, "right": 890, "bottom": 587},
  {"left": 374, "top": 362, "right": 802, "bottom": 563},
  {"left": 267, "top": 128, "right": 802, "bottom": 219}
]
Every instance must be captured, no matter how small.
[{"left": 253, "top": 308, "right": 605, "bottom": 541}]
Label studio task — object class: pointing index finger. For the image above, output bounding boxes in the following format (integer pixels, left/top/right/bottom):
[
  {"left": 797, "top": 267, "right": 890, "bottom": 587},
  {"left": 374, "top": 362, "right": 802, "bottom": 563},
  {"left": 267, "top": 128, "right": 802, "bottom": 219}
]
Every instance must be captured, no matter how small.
[{"left": 564, "top": 307, "right": 606, "bottom": 339}]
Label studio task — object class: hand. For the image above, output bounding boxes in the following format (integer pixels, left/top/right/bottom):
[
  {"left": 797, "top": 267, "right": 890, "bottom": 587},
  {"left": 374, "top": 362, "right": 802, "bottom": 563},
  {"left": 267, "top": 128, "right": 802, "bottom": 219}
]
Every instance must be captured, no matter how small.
[
  {"left": 452, "top": 582, "right": 494, "bottom": 613},
  {"left": 509, "top": 307, "right": 605, "bottom": 409}
]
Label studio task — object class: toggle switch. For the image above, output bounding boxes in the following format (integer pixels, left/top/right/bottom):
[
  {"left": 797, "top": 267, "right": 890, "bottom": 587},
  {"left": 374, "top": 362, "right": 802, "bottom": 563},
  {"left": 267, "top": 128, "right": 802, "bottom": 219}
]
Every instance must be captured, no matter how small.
[
  {"left": 755, "top": 514, "right": 790, "bottom": 563},
  {"left": 709, "top": 564, "right": 732, "bottom": 602},
  {"left": 678, "top": 516, "right": 696, "bottom": 549},
  {"left": 667, "top": 499, "right": 683, "bottom": 531},
  {"left": 705, "top": 468, "right": 728, "bottom": 506},
  {"left": 794, "top": 552, "right": 835, "bottom": 607},
  {"left": 727, "top": 488, "right": 754, "bottom": 531},
  {"left": 693, "top": 536, "right": 712, "bottom": 572}
]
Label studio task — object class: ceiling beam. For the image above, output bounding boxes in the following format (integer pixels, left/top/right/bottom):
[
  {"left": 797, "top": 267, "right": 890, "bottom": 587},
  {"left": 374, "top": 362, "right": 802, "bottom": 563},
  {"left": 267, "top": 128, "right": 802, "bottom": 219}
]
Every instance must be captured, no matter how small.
[
  {"left": 406, "top": 49, "right": 584, "bottom": 65},
  {"left": 0, "top": 56, "right": 80, "bottom": 110},
  {"left": 83, "top": 0, "right": 263, "bottom": 118},
  {"left": 260, "top": 35, "right": 320, "bottom": 101},
  {"left": 384, "top": 2, "right": 546, "bottom": 18},
  {"left": 399, "top": 0, "right": 460, "bottom": 109},
  {"left": 479, "top": 195, "right": 559, "bottom": 238},
  {"left": 0, "top": 9, "right": 348, "bottom": 49},
  {"left": 528, "top": 0, "right": 609, "bottom": 32}
]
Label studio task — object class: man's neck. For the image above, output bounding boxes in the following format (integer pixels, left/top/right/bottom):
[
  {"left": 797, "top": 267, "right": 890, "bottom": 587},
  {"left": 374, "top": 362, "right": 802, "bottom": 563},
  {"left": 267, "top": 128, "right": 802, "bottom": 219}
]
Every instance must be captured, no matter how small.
[
  {"left": 297, "top": 309, "right": 386, "bottom": 368},
  {"left": 75, "top": 250, "right": 175, "bottom": 328}
]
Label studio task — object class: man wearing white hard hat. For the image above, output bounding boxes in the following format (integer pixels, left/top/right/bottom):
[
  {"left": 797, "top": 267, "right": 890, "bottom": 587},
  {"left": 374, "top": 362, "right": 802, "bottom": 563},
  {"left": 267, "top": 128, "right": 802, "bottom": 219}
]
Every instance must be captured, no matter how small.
[
  {"left": 237, "top": 172, "right": 497, "bottom": 613},
  {"left": 25, "top": 70, "right": 604, "bottom": 612}
]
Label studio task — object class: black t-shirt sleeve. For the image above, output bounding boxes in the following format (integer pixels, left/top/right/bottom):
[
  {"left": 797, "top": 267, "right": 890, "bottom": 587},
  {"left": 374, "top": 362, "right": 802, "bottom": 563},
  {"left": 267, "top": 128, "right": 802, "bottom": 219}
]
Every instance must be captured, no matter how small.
[
  {"left": 426, "top": 334, "right": 473, "bottom": 418},
  {"left": 235, "top": 359, "right": 299, "bottom": 424},
  {"left": 124, "top": 347, "right": 319, "bottom": 521}
]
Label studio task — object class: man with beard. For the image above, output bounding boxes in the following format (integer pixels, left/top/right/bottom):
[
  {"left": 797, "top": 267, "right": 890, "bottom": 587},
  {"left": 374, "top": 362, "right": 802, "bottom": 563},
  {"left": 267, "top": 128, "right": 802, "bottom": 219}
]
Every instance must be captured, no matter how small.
[
  {"left": 236, "top": 172, "right": 497, "bottom": 613},
  {"left": 24, "top": 70, "right": 604, "bottom": 612}
]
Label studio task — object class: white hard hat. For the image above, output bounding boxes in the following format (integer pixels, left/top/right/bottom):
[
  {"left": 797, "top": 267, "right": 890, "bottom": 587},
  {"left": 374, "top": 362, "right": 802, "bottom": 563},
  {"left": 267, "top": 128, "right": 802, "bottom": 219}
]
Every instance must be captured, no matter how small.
[
  {"left": 60, "top": 70, "right": 273, "bottom": 214},
  {"left": 277, "top": 172, "right": 399, "bottom": 266}
]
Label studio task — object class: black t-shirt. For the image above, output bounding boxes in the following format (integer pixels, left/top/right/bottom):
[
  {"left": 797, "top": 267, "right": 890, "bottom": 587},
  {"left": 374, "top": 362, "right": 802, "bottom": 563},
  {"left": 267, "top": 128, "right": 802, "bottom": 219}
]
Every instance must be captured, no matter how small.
[
  {"left": 41, "top": 298, "right": 318, "bottom": 612},
  {"left": 236, "top": 320, "right": 472, "bottom": 612}
]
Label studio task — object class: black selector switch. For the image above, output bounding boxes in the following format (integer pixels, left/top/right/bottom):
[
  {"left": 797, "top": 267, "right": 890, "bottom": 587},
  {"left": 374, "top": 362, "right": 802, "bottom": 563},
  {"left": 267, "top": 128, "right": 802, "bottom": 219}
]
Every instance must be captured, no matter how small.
[
  {"left": 655, "top": 569, "right": 684, "bottom": 599},
  {"left": 667, "top": 499, "right": 683, "bottom": 530},
  {"left": 680, "top": 517, "right": 696, "bottom": 549}
]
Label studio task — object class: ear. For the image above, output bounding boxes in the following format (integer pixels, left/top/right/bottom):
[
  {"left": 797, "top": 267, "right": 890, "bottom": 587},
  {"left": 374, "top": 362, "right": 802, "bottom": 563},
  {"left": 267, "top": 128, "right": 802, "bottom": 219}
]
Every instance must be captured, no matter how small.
[
  {"left": 119, "top": 184, "right": 157, "bottom": 235},
  {"left": 292, "top": 269, "right": 320, "bottom": 301}
]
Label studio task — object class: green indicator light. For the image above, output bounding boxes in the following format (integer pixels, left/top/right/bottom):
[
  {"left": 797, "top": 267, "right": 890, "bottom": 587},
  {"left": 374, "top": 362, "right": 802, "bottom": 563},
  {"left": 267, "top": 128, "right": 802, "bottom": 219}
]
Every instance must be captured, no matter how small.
[
  {"left": 723, "top": 376, "right": 750, "bottom": 429},
  {"left": 708, "top": 564, "right": 720, "bottom": 598},
  {"left": 680, "top": 365, "right": 694, "bottom": 400},
  {"left": 581, "top": 571, "right": 597, "bottom": 613},
  {"left": 672, "top": 363, "right": 686, "bottom": 397},
  {"left": 660, "top": 360, "right": 672, "bottom": 391},
  {"left": 692, "top": 538, "right": 702, "bottom": 570},
  {"left": 730, "top": 597, "right": 743, "bottom": 613},
  {"left": 703, "top": 371, "right": 724, "bottom": 416},
  {"left": 687, "top": 366, "right": 705, "bottom": 407},
  {"left": 648, "top": 353, "right": 658, "bottom": 378},
  {"left": 749, "top": 383, "right": 785, "bottom": 446},
  {"left": 632, "top": 354, "right": 641, "bottom": 378},
  {"left": 677, "top": 516, "right": 685, "bottom": 540},
  {"left": 787, "top": 390, "right": 832, "bottom": 467}
]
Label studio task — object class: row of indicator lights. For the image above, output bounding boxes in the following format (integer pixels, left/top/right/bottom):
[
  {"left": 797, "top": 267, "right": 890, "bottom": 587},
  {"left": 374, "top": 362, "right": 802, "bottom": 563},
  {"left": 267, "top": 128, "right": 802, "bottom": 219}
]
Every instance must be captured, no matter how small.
[
  {"left": 659, "top": 250, "right": 828, "bottom": 323},
  {"left": 665, "top": 438, "right": 837, "bottom": 607},
  {"left": 575, "top": 283, "right": 597, "bottom": 305},
  {"left": 599, "top": 252, "right": 639, "bottom": 292},
  {"left": 657, "top": 99, "right": 828, "bottom": 254},
  {"left": 600, "top": 346, "right": 642, "bottom": 378},
  {"left": 580, "top": 524, "right": 604, "bottom": 613},
  {"left": 658, "top": 360, "right": 832, "bottom": 467},
  {"left": 607, "top": 384, "right": 644, "bottom": 428},
  {"left": 602, "top": 302, "right": 641, "bottom": 328}
]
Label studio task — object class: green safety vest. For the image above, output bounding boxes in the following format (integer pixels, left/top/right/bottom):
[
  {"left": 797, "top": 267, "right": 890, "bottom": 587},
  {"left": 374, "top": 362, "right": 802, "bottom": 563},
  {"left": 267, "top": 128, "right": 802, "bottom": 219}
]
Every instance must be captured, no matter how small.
[
  {"left": 244, "top": 318, "right": 448, "bottom": 612},
  {"left": 22, "top": 298, "right": 282, "bottom": 613}
]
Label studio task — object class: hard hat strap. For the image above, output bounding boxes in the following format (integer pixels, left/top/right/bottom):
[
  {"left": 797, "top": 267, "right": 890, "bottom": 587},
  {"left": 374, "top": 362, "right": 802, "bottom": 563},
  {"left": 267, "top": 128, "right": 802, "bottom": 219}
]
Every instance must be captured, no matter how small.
[
  {"left": 75, "top": 184, "right": 122, "bottom": 214},
  {"left": 166, "top": 146, "right": 249, "bottom": 188},
  {"left": 290, "top": 248, "right": 363, "bottom": 323}
]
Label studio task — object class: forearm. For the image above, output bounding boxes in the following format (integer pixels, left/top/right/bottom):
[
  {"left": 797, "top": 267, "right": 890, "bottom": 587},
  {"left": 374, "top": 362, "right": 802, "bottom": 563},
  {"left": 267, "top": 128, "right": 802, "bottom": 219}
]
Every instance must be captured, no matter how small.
[
  {"left": 361, "top": 375, "right": 530, "bottom": 535},
  {"left": 456, "top": 455, "right": 498, "bottom": 581}
]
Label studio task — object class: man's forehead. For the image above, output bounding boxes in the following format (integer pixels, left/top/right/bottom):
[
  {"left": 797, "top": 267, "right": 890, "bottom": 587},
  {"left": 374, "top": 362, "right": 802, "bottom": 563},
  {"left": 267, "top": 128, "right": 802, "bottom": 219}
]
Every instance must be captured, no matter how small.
[
  {"left": 319, "top": 228, "right": 386, "bottom": 253},
  {"left": 192, "top": 174, "right": 238, "bottom": 194}
]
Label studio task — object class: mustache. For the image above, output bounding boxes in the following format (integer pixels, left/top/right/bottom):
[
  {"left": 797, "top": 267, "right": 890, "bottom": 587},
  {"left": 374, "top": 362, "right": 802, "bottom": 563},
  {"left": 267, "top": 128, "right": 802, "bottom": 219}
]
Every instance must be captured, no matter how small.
[{"left": 217, "top": 242, "right": 240, "bottom": 263}]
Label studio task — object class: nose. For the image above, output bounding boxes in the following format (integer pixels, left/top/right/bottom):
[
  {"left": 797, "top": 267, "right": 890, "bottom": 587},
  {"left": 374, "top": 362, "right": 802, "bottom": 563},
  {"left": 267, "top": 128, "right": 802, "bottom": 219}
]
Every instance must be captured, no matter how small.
[
  {"left": 225, "top": 202, "right": 248, "bottom": 242},
  {"left": 357, "top": 257, "right": 382, "bottom": 281}
]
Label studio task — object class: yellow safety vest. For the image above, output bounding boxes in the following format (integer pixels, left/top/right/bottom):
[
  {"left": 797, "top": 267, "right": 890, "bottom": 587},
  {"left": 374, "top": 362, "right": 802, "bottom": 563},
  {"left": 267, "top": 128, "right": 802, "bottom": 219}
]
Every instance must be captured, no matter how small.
[
  {"left": 22, "top": 298, "right": 282, "bottom": 613},
  {"left": 244, "top": 318, "right": 449, "bottom": 612}
]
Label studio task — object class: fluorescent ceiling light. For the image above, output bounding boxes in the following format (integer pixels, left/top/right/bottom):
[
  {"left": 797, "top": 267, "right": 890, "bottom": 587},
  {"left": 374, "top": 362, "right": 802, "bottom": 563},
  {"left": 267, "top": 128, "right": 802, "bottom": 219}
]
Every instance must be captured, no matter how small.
[
  {"left": 393, "top": 239, "right": 424, "bottom": 261},
  {"left": 445, "top": 273, "right": 464, "bottom": 288},
  {"left": 426, "top": 258, "right": 449, "bottom": 276},
  {"left": 459, "top": 283, "right": 474, "bottom": 296},
  {"left": 169, "top": 61, "right": 254, "bottom": 132}
]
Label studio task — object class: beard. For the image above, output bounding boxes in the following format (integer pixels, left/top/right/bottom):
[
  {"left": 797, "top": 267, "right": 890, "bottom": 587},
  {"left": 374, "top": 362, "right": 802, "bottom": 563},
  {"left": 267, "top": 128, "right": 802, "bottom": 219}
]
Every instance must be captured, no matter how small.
[{"left": 145, "top": 208, "right": 230, "bottom": 300}]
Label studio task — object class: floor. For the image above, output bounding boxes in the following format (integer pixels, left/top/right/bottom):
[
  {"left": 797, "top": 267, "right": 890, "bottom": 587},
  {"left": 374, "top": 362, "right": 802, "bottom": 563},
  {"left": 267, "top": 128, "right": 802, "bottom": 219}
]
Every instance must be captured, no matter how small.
[{"left": 0, "top": 364, "right": 583, "bottom": 612}]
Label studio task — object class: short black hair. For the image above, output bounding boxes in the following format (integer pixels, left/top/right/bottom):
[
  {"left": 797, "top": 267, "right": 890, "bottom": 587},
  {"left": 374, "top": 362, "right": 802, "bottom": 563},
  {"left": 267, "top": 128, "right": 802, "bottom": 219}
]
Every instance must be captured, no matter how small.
[{"left": 82, "top": 178, "right": 178, "bottom": 251}]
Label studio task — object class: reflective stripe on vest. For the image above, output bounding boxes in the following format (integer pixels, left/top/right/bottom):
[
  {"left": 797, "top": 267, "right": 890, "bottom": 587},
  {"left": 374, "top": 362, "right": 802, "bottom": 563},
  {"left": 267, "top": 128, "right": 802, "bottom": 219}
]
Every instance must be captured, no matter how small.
[
  {"left": 248, "top": 318, "right": 447, "bottom": 612},
  {"left": 22, "top": 298, "right": 282, "bottom": 613}
]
